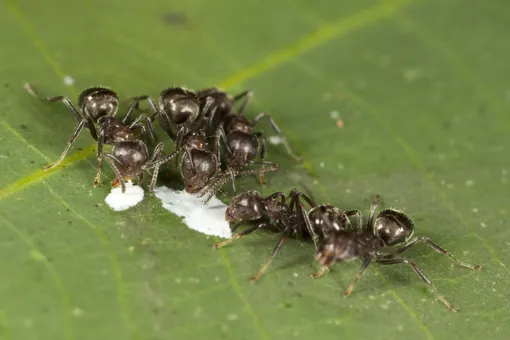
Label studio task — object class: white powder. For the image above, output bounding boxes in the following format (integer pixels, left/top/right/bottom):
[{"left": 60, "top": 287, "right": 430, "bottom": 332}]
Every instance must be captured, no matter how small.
[
  {"left": 104, "top": 181, "right": 144, "bottom": 211},
  {"left": 63, "top": 75, "right": 75, "bottom": 86},
  {"left": 153, "top": 186, "right": 232, "bottom": 239}
]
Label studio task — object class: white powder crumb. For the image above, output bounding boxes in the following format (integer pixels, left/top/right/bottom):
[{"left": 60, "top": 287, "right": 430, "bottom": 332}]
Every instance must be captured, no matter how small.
[
  {"left": 403, "top": 68, "right": 421, "bottom": 82},
  {"left": 226, "top": 313, "right": 238, "bottom": 321},
  {"left": 72, "top": 308, "right": 84, "bottom": 317},
  {"left": 465, "top": 180, "right": 474, "bottom": 186},
  {"left": 104, "top": 181, "right": 144, "bottom": 211},
  {"left": 63, "top": 75, "right": 75, "bottom": 86},
  {"left": 480, "top": 222, "right": 487, "bottom": 228},
  {"left": 128, "top": 246, "right": 135, "bottom": 252},
  {"left": 268, "top": 136, "right": 284, "bottom": 145},
  {"left": 345, "top": 188, "right": 351, "bottom": 194},
  {"left": 154, "top": 186, "right": 232, "bottom": 239},
  {"left": 472, "top": 208, "right": 478, "bottom": 213},
  {"left": 293, "top": 272, "right": 299, "bottom": 278},
  {"left": 330, "top": 110, "right": 339, "bottom": 119},
  {"left": 319, "top": 162, "right": 325, "bottom": 168}
]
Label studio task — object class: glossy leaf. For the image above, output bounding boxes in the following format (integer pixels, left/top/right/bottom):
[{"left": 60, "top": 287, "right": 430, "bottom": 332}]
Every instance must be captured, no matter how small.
[{"left": 0, "top": 0, "right": 508, "bottom": 339}]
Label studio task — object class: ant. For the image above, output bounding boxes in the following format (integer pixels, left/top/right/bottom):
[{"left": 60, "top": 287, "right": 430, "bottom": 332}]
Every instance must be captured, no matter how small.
[
  {"left": 24, "top": 84, "right": 157, "bottom": 187},
  {"left": 197, "top": 99, "right": 302, "bottom": 203},
  {"left": 144, "top": 120, "right": 221, "bottom": 193},
  {"left": 213, "top": 188, "right": 361, "bottom": 282},
  {"left": 312, "top": 196, "right": 482, "bottom": 312}
]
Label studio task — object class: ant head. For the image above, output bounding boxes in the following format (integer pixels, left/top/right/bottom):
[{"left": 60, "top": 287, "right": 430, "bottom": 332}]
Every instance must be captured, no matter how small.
[
  {"left": 181, "top": 149, "right": 216, "bottom": 193},
  {"left": 315, "top": 230, "right": 359, "bottom": 267},
  {"left": 225, "top": 191, "right": 264, "bottom": 223},
  {"left": 372, "top": 209, "right": 414, "bottom": 246},
  {"left": 159, "top": 87, "right": 200, "bottom": 125},
  {"left": 78, "top": 87, "right": 118, "bottom": 120}
]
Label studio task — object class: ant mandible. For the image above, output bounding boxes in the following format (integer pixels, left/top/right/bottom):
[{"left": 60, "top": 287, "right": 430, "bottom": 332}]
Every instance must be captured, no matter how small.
[{"left": 313, "top": 196, "right": 482, "bottom": 312}]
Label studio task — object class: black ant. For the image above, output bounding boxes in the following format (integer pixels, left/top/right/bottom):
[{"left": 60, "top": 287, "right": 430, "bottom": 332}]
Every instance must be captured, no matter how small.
[
  {"left": 313, "top": 196, "right": 482, "bottom": 312},
  {"left": 197, "top": 98, "right": 302, "bottom": 203},
  {"left": 213, "top": 188, "right": 361, "bottom": 282},
  {"left": 24, "top": 84, "right": 157, "bottom": 187},
  {"left": 144, "top": 121, "right": 221, "bottom": 193}
]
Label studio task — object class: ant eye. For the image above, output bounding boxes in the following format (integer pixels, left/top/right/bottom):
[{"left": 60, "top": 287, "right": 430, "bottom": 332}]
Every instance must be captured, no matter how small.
[{"left": 238, "top": 206, "right": 251, "bottom": 215}]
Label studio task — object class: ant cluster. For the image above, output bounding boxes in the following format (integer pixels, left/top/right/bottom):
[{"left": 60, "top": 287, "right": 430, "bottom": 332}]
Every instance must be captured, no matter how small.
[
  {"left": 26, "top": 84, "right": 481, "bottom": 313},
  {"left": 25, "top": 84, "right": 298, "bottom": 197}
]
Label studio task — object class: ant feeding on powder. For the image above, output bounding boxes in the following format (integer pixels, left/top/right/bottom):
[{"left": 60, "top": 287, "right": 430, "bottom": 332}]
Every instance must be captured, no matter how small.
[
  {"left": 213, "top": 188, "right": 362, "bottom": 282},
  {"left": 24, "top": 83, "right": 164, "bottom": 192},
  {"left": 312, "top": 195, "right": 482, "bottom": 312},
  {"left": 196, "top": 89, "right": 303, "bottom": 204}
]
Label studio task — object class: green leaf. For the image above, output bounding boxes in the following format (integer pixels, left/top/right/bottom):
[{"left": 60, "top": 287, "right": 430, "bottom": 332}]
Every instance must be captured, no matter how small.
[{"left": 0, "top": 0, "right": 508, "bottom": 339}]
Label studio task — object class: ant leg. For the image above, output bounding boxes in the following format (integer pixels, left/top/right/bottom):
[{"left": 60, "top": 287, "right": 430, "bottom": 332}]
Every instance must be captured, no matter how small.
[
  {"left": 252, "top": 112, "right": 302, "bottom": 162},
  {"left": 377, "top": 256, "right": 457, "bottom": 312},
  {"left": 122, "top": 95, "right": 159, "bottom": 123},
  {"left": 24, "top": 83, "right": 83, "bottom": 123},
  {"left": 213, "top": 223, "right": 266, "bottom": 249},
  {"left": 233, "top": 90, "right": 253, "bottom": 115},
  {"left": 289, "top": 188, "right": 317, "bottom": 207},
  {"left": 210, "top": 134, "right": 222, "bottom": 175},
  {"left": 145, "top": 149, "right": 180, "bottom": 170},
  {"left": 105, "top": 154, "right": 127, "bottom": 193},
  {"left": 310, "top": 266, "right": 330, "bottom": 279},
  {"left": 344, "top": 256, "right": 373, "bottom": 296},
  {"left": 249, "top": 160, "right": 279, "bottom": 186},
  {"left": 254, "top": 132, "right": 267, "bottom": 185},
  {"left": 146, "top": 142, "right": 165, "bottom": 191},
  {"left": 345, "top": 210, "right": 363, "bottom": 232},
  {"left": 264, "top": 192, "right": 286, "bottom": 204},
  {"left": 251, "top": 230, "right": 288, "bottom": 282},
  {"left": 395, "top": 237, "right": 481, "bottom": 270},
  {"left": 44, "top": 119, "right": 87, "bottom": 171},
  {"left": 129, "top": 114, "right": 158, "bottom": 143},
  {"left": 301, "top": 203, "right": 320, "bottom": 249},
  {"left": 366, "top": 195, "right": 381, "bottom": 232},
  {"left": 228, "top": 167, "right": 237, "bottom": 195},
  {"left": 93, "top": 134, "right": 105, "bottom": 187},
  {"left": 199, "top": 163, "right": 278, "bottom": 204}
]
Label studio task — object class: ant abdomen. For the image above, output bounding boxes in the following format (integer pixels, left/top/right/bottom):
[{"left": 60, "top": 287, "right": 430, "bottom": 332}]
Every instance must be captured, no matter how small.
[
  {"left": 372, "top": 209, "right": 414, "bottom": 246},
  {"left": 159, "top": 87, "right": 200, "bottom": 125},
  {"left": 78, "top": 87, "right": 119, "bottom": 119},
  {"left": 112, "top": 141, "right": 149, "bottom": 175}
]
